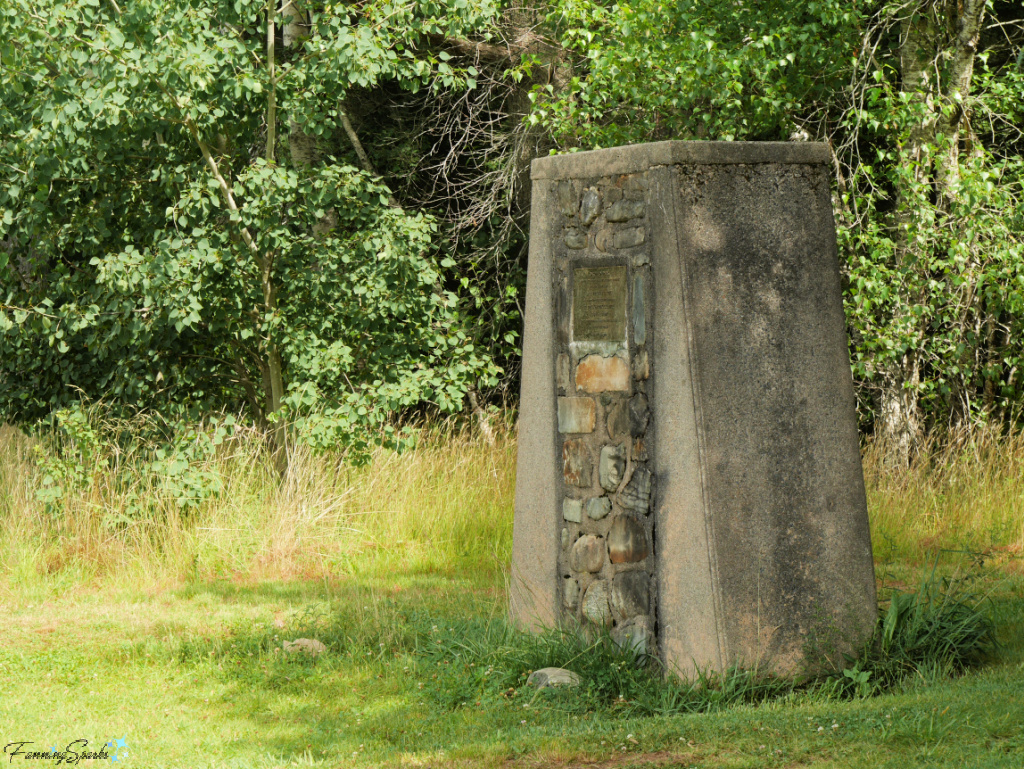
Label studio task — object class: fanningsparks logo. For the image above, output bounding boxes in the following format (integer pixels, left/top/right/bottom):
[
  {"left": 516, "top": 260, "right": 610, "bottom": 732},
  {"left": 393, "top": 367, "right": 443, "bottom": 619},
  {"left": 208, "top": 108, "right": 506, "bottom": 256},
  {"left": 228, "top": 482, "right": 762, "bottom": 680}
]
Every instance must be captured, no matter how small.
[{"left": 3, "top": 737, "right": 128, "bottom": 764}]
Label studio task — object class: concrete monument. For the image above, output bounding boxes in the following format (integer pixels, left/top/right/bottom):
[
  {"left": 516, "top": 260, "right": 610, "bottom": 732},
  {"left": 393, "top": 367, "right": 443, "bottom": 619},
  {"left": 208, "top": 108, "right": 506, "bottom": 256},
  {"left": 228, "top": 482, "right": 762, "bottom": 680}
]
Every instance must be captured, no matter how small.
[{"left": 510, "top": 141, "right": 877, "bottom": 676}]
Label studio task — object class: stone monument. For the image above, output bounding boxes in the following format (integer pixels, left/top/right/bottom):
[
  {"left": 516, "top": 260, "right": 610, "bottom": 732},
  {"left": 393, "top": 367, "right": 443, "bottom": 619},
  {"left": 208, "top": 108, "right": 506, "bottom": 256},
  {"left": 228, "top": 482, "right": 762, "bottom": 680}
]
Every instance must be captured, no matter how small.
[{"left": 510, "top": 141, "right": 877, "bottom": 676}]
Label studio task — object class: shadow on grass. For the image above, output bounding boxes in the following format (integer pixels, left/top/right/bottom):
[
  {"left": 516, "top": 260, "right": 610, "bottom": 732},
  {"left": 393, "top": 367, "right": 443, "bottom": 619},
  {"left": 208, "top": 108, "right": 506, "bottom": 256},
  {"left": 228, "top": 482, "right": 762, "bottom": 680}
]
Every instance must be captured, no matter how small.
[
  {"left": 150, "top": 579, "right": 795, "bottom": 764},
  {"left": 153, "top": 579, "right": 515, "bottom": 762},
  {"left": 107, "top": 561, "right": 1019, "bottom": 767}
]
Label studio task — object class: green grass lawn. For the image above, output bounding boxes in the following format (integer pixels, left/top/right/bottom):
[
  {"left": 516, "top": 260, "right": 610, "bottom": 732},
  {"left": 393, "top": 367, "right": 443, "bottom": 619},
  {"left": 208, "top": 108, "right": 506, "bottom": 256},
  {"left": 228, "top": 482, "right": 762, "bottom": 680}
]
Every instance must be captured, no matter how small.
[
  {"left": 2, "top": 422, "right": 1024, "bottom": 767},
  {"left": 2, "top": 559, "right": 1022, "bottom": 768}
]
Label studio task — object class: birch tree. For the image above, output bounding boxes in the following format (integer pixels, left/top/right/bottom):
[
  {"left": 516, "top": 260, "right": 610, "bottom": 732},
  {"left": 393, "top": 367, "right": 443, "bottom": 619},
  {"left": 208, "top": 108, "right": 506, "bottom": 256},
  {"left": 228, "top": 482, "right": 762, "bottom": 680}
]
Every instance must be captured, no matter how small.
[{"left": 873, "top": 0, "right": 991, "bottom": 464}]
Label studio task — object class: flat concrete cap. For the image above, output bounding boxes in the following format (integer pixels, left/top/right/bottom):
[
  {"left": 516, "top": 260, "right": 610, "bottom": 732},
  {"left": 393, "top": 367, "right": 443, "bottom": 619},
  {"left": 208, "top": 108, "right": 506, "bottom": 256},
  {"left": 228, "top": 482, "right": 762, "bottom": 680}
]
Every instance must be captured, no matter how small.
[{"left": 531, "top": 141, "right": 829, "bottom": 180}]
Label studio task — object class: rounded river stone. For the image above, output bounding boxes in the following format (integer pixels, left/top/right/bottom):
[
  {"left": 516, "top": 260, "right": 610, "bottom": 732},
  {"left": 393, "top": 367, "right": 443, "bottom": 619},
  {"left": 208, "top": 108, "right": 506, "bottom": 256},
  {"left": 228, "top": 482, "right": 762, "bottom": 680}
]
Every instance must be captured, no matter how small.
[
  {"left": 607, "top": 515, "right": 649, "bottom": 563},
  {"left": 586, "top": 496, "right": 612, "bottom": 520},
  {"left": 618, "top": 465, "right": 652, "bottom": 513},
  {"left": 611, "top": 615, "right": 652, "bottom": 655},
  {"left": 580, "top": 187, "right": 601, "bottom": 225},
  {"left": 599, "top": 444, "right": 627, "bottom": 491},
  {"left": 606, "top": 399, "right": 630, "bottom": 440},
  {"left": 564, "top": 229, "right": 587, "bottom": 249},
  {"left": 582, "top": 580, "right": 611, "bottom": 626},
  {"left": 570, "top": 534, "right": 605, "bottom": 573},
  {"left": 628, "top": 393, "right": 649, "bottom": 436},
  {"left": 610, "top": 571, "right": 649, "bottom": 620},
  {"left": 563, "top": 576, "right": 579, "bottom": 608}
]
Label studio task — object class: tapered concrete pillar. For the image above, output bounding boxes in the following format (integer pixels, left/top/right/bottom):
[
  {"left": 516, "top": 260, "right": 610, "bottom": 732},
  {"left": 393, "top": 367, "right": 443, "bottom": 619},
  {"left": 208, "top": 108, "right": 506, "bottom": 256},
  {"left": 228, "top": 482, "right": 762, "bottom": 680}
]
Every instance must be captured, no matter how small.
[{"left": 510, "top": 141, "right": 876, "bottom": 676}]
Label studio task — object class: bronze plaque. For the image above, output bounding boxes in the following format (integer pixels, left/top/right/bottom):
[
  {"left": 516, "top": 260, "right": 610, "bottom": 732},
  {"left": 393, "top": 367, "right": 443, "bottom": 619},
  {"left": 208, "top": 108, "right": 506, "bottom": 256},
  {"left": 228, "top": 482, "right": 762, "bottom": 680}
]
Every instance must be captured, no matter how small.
[{"left": 573, "top": 266, "right": 627, "bottom": 342}]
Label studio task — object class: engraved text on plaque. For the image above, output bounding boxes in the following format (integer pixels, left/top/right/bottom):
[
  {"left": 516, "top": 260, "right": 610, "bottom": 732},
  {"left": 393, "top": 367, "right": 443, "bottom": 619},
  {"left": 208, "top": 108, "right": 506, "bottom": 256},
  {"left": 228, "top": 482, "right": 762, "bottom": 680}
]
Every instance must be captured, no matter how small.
[{"left": 573, "top": 266, "right": 627, "bottom": 342}]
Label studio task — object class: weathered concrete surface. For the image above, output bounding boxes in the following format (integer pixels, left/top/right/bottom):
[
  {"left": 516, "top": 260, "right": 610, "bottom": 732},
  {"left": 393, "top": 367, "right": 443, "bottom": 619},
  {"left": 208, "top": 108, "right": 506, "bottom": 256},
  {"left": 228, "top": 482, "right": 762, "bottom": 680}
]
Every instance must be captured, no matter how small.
[
  {"left": 649, "top": 164, "right": 724, "bottom": 675},
  {"left": 530, "top": 141, "right": 829, "bottom": 181},
  {"left": 668, "top": 160, "right": 876, "bottom": 673},
  {"left": 509, "top": 178, "right": 560, "bottom": 630}
]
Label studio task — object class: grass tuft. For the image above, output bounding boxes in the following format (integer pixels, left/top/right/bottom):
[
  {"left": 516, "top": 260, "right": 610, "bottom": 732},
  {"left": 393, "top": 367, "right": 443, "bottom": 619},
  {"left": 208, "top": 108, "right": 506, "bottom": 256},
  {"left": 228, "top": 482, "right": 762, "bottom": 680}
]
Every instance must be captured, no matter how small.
[{"left": 866, "top": 572, "right": 998, "bottom": 688}]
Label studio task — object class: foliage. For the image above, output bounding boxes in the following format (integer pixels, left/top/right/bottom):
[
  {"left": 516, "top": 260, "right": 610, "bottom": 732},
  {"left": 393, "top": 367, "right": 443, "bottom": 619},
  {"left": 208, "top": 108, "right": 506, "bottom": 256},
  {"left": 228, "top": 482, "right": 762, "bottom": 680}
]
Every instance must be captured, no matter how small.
[
  {"left": 0, "top": 0, "right": 501, "bottom": 450},
  {"left": 2, "top": 0, "right": 1024, "bottom": 456},
  {"left": 31, "top": 405, "right": 110, "bottom": 516},
  {"left": 531, "top": 0, "right": 862, "bottom": 147},
  {"left": 819, "top": 567, "right": 999, "bottom": 701},
  {"left": 842, "top": 153, "right": 1024, "bottom": 429},
  {"left": 29, "top": 402, "right": 234, "bottom": 526},
  {"left": 866, "top": 572, "right": 998, "bottom": 688},
  {"left": 0, "top": 413, "right": 517, "bottom": 580},
  {"left": 835, "top": 19, "right": 1024, "bottom": 434}
]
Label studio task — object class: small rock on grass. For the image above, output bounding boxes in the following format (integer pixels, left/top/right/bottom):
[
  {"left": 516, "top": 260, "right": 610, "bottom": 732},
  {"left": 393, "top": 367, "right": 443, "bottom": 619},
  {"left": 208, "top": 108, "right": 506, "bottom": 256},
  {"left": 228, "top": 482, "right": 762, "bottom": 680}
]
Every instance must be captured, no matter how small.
[
  {"left": 282, "top": 638, "right": 327, "bottom": 656},
  {"left": 526, "top": 667, "right": 581, "bottom": 688}
]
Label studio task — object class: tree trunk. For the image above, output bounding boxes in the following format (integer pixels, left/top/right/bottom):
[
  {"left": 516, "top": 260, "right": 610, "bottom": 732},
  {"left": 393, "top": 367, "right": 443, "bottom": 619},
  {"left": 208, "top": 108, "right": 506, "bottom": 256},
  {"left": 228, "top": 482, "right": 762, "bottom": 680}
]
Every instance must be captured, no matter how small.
[
  {"left": 876, "top": 6, "right": 936, "bottom": 466},
  {"left": 876, "top": 353, "right": 922, "bottom": 468},
  {"left": 877, "top": 0, "right": 986, "bottom": 466},
  {"left": 264, "top": 0, "right": 288, "bottom": 472},
  {"left": 934, "top": 0, "right": 987, "bottom": 201},
  {"left": 283, "top": 1, "right": 319, "bottom": 170}
]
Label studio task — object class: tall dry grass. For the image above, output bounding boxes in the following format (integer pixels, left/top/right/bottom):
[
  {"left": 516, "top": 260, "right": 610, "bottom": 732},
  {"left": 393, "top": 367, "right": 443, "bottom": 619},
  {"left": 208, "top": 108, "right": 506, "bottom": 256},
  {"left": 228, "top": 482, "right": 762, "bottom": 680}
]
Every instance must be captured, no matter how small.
[
  {"left": 2, "top": 414, "right": 1022, "bottom": 593},
  {"left": 864, "top": 427, "right": 1024, "bottom": 562},
  {"left": 0, "top": 418, "right": 516, "bottom": 591}
]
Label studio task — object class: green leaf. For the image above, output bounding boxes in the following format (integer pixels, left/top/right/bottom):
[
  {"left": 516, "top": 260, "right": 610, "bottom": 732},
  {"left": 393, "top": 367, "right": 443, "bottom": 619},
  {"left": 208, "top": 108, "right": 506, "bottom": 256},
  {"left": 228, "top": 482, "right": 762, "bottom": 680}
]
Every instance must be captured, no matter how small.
[{"left": 107, "top": 25, "right": 125, "bottom": 48}]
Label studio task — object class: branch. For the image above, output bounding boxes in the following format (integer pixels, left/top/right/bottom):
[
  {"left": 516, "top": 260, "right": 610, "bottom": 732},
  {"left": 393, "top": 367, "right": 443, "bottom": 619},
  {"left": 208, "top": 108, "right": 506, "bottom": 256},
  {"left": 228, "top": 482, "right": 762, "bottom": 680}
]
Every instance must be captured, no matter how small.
[
  {"left": 424, "top": 28, "right": 558, "bottom": 66},
  {"left": 266, "top": 0, "right": 277, "bottom": 164},
  {"left": 227, "top": 338, "right": 267, "bottom": 424},
  {"left": 467, "top": 386, "right": 495, "bottom": 445},
  {"left": 187, "top": 124, "right": 260, "bottom": 259},
  {"left": 338, "top": 106, "right": 375, "bottom": 174},
  {"left": 0, "top": 303, "right": 60, "bottom": 320},
  {"left": 426, "top": 32, "right": 523, "bottom": 64},
  {"left": 338, "top": 104, "right": 400, "bottom": 208}
]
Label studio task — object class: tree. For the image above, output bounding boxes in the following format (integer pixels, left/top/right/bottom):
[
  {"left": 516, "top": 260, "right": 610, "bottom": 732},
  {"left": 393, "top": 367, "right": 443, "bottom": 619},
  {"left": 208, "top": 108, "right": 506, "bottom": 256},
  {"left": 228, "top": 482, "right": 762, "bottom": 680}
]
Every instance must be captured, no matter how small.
[
  {"left": 838, "top": 0, "right": 1024, "bottom": 464},
  {"left": 4, "top": 0, "right": 1022, "bottom": 465},
  {"left": 0, "top": 0, "right": 502, "bottom": 458}
]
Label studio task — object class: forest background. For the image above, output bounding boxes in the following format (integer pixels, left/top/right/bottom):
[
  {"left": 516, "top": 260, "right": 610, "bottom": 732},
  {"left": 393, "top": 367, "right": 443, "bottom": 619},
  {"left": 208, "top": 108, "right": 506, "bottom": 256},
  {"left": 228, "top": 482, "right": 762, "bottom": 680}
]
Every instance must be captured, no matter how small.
[{"left": 2, "top": 0, "right": 1023, "bottom": 468}]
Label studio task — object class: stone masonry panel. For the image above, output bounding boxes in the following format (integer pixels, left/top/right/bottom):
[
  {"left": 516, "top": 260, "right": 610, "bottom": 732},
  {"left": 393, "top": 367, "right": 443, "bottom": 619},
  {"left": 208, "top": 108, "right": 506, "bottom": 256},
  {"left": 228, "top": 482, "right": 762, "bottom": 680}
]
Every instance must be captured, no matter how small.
[{"left": 553, "top": 171, "right": 656, "bottom": 656}]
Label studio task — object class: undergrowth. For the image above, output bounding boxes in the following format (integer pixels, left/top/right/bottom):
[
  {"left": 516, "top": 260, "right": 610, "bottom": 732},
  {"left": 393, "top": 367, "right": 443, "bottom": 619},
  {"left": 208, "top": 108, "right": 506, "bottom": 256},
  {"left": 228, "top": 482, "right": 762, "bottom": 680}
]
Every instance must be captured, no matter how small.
[
  {"left": 0, "top": 406, "right": 516, "bottom": 586},
  {"left": 863, "top": 426, "right": 1024, "bottom": 559},
  {"left": 2, "top": 409, "right": 1023, "bottom": 589},
  {"left": 856, "top": 571, "right": 999, "bottom": 692}
]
